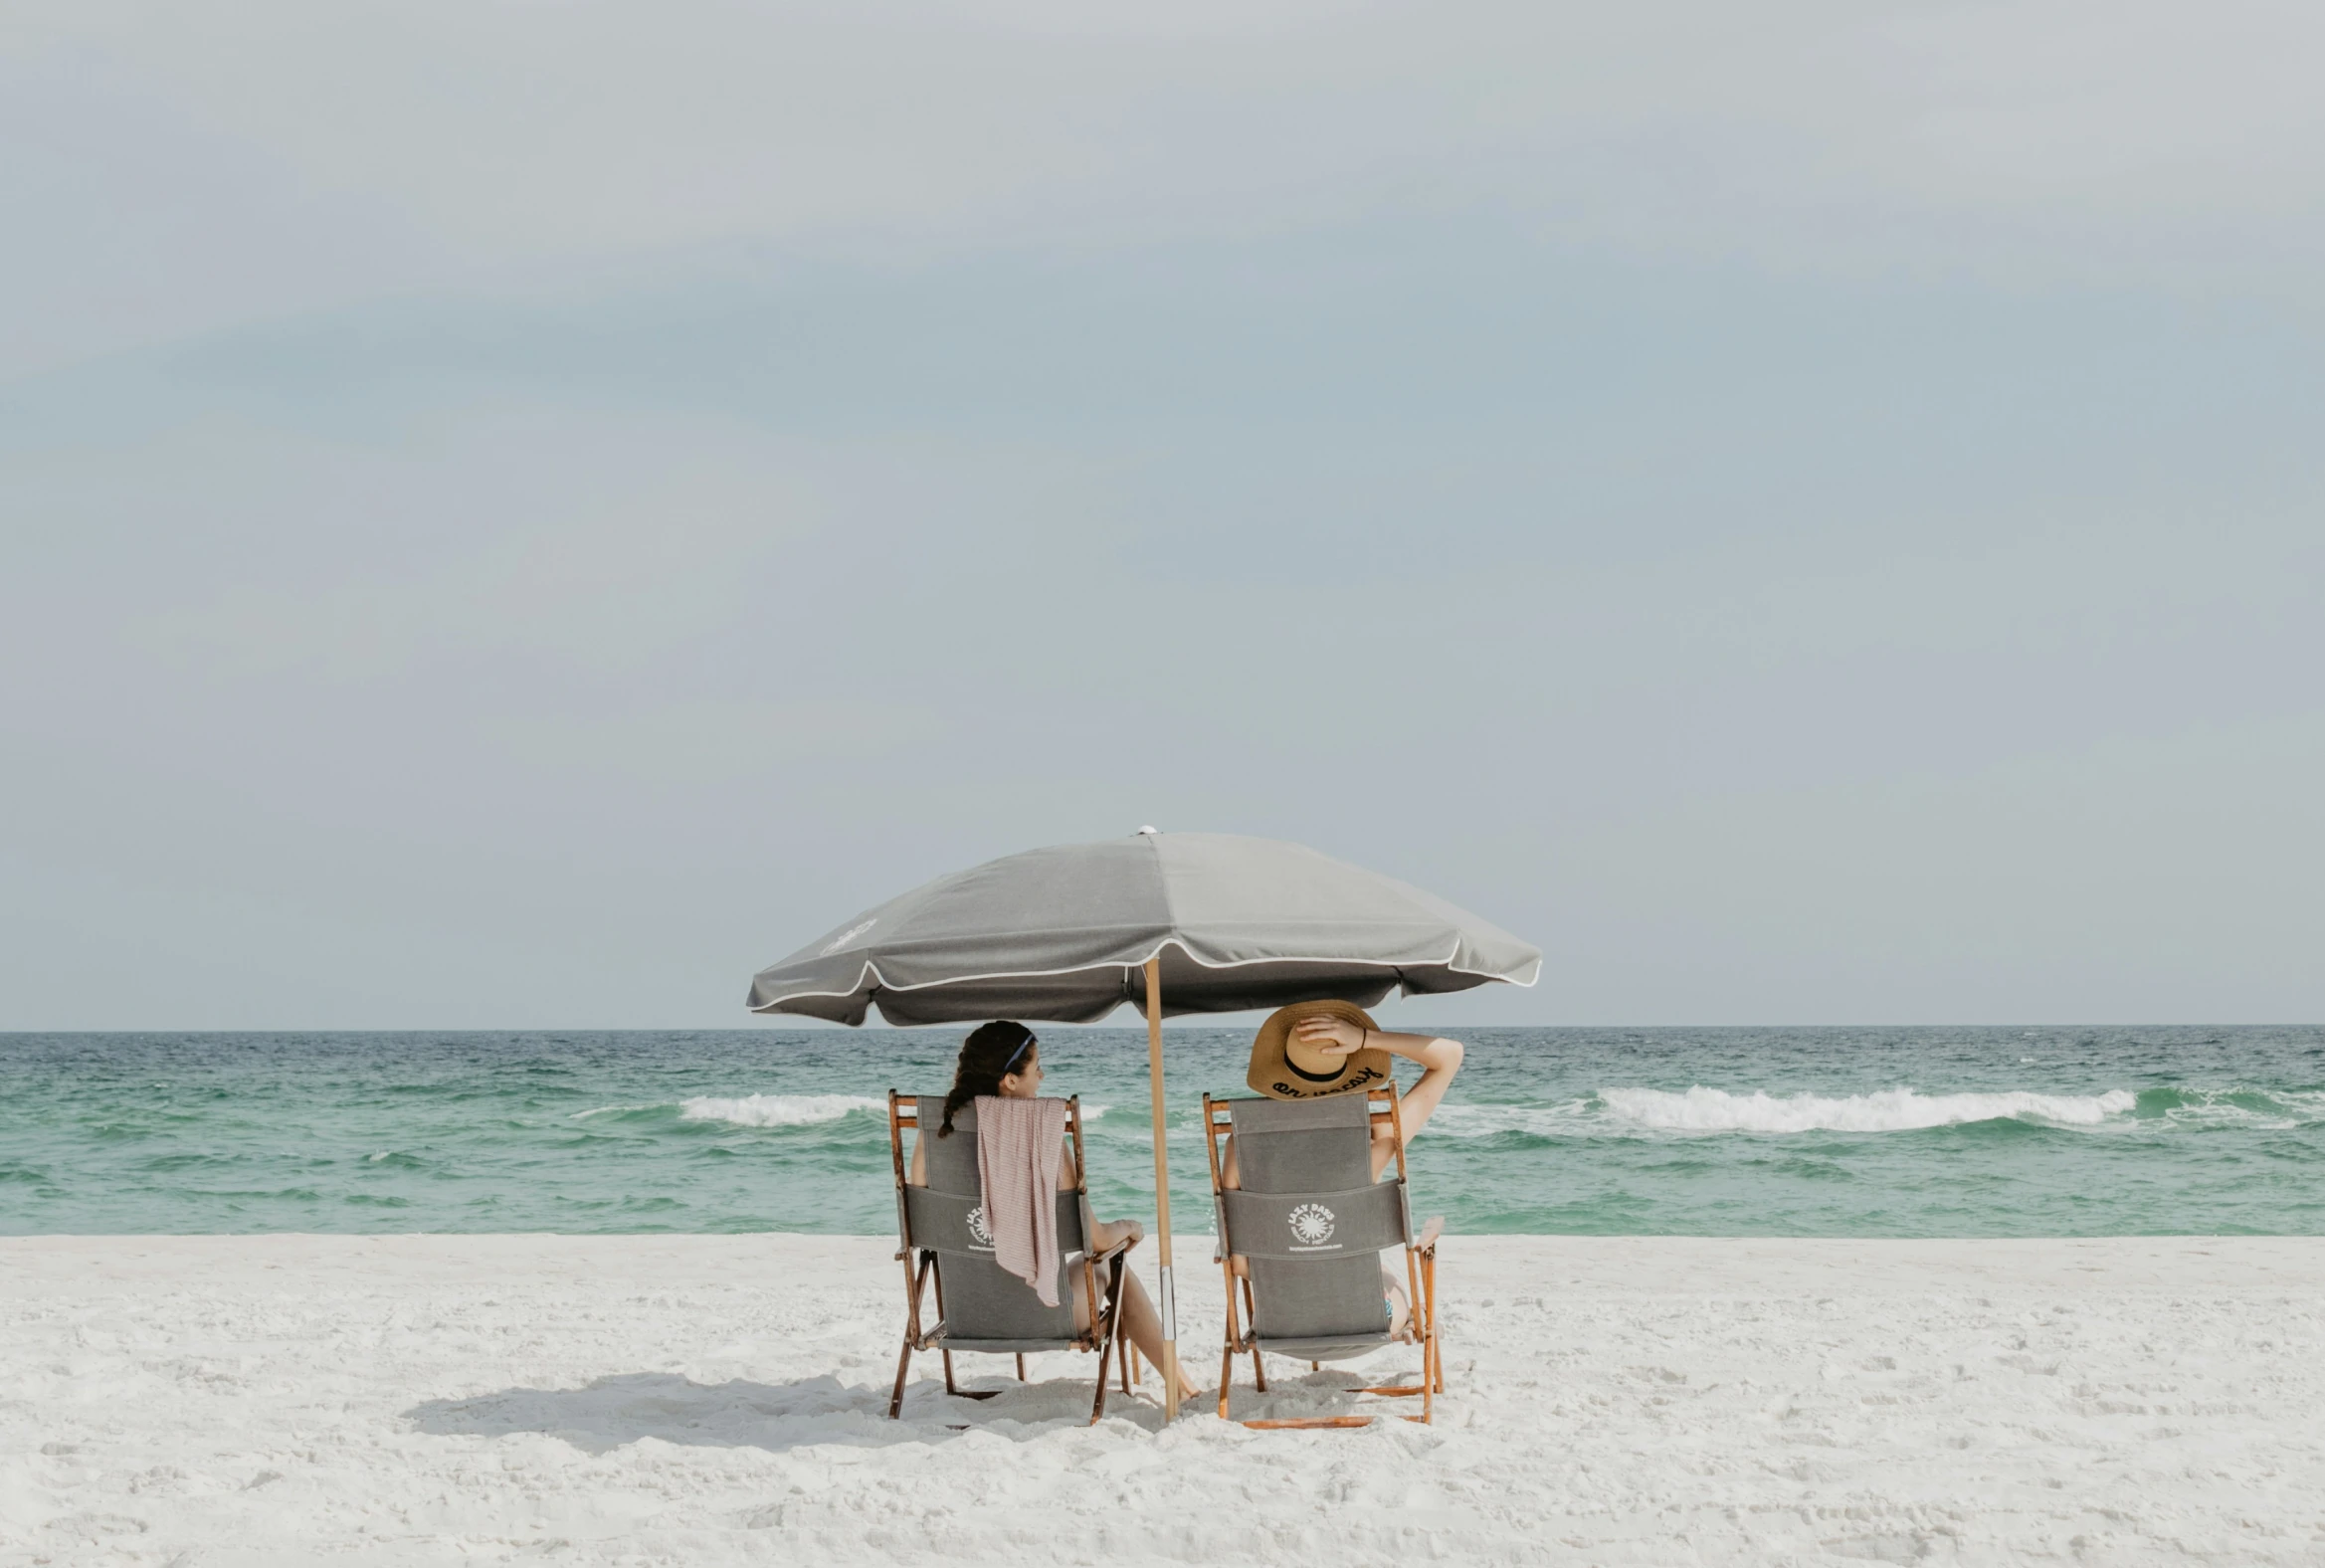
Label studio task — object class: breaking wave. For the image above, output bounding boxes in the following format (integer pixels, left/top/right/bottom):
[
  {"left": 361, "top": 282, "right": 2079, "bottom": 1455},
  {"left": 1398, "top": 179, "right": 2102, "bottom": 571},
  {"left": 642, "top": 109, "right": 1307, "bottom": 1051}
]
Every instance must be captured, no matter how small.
[
  {"left": 636, "top": 1095, "right": 1111, "bottom": 1130},
  {"left": 1603, "top": 1086, "right": 2136, "bottom": 1133},
  {"left": 1430, "top": 1101, "right": 1596, "bottom": 1138},
  {"left": 1430, "top": 1087, "right": 2153, "bottom": 1137},
  {"left": 678, "top": 1094, "right": 887, "bottom": 1128}
]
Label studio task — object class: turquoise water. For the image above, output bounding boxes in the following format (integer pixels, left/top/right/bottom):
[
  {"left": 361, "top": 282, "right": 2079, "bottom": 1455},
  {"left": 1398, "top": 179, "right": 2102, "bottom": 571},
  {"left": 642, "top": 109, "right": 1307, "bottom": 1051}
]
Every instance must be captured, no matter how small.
[{"left": 2, "top": 1028, "right": 2320, "bottom": 1236}]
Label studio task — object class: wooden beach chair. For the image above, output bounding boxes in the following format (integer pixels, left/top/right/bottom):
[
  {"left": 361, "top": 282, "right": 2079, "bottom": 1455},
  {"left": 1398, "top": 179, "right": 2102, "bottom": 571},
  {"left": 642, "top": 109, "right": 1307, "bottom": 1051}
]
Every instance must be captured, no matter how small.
[
  {"left": 885, "top": 1092, "right": 1138, "bottom": 1424},
  {"left": 1202, "top": 1087, "right": 1445, "bottom": 1428}
]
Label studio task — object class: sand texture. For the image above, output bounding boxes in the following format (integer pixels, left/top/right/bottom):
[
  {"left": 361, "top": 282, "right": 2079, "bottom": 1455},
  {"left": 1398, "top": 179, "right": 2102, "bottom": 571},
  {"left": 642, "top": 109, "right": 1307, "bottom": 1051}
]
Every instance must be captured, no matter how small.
[{"left": 4, "top": 1234, "right": 2322, "bottom": 1565}]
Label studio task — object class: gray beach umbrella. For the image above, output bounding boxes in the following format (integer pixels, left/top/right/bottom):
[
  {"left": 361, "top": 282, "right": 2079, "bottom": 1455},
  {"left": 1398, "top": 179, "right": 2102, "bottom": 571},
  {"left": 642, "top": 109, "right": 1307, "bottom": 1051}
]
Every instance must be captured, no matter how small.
[
  {"left": 746, "top": 828, "right": 1539, "bottom": 1423},
  {"left": 746, "top": 829, "right": 1541, "bottom": 1025}
]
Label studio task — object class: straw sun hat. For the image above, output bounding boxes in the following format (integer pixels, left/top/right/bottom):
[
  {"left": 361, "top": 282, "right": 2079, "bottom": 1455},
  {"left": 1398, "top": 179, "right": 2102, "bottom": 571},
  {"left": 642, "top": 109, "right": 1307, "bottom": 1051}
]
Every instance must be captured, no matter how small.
[{"left": 1245, "top": 999, "right": 1395, "bottom": 1100}]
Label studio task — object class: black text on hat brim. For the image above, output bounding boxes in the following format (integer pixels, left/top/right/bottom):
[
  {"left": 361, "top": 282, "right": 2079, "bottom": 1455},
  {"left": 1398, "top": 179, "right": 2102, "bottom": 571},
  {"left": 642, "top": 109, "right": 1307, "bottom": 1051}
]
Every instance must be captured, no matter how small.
[{"left": 1247, "top": 1000, "right": 1391, "bottom": 1099}]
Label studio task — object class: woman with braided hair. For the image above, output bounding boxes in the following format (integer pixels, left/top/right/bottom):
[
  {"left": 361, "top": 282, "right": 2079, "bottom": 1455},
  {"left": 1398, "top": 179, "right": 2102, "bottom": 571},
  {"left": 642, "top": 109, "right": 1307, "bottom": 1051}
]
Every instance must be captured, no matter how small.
[{"left": 908, "top": 1021, "right": 1199, "bottom": 1402}]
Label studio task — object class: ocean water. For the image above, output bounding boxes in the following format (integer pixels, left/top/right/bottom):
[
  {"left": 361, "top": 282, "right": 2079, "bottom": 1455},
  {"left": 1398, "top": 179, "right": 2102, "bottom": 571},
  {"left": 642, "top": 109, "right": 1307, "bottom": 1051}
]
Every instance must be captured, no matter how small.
[{"left": 2, "top": 1027, "right": 2320, "bottom": 1237}]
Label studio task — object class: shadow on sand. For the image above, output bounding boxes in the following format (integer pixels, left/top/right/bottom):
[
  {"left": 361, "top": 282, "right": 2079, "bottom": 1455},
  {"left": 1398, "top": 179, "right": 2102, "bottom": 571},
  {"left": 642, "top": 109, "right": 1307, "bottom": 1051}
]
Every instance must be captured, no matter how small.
[{"left": 405, "top": 1367, "right": 1179, "bottom": 1454}]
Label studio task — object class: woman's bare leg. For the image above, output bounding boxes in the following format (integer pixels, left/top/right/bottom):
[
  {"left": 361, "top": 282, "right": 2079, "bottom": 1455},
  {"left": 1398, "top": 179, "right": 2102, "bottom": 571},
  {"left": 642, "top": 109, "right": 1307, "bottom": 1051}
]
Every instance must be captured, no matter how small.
[
  {"left": 1384, "top": 1268, "right": 1412, "bottom": 1339},
  {"left": 1079, "top": 1270, "right": 1199, "bottom": 1399},
  {"left": 1118, "top": 1274, "right": 1201, "bottom": 1399}
]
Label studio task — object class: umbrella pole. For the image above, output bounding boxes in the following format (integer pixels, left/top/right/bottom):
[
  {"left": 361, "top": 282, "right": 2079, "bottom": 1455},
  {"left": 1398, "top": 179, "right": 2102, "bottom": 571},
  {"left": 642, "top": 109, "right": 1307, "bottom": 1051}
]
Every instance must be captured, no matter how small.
[{"left": 1144, "top": 955, "right": 1180, "bottom": 1422}]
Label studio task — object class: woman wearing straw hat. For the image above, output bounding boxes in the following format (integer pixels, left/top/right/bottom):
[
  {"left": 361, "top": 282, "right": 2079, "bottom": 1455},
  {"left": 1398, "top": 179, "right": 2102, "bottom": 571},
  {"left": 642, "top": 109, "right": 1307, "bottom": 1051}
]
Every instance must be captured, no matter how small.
[{"left": 1223, "top": 1000, "right": 1464, "bottom": 1334}]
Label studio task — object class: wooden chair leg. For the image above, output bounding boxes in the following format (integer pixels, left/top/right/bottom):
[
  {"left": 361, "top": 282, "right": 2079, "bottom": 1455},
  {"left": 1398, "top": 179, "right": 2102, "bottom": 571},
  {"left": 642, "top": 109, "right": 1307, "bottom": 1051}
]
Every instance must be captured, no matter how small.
[
  {"left": 1088, "top": 1315, "right": 1114, "bottom": 1427},
  {"left": 890, "top": 1251, "right": 932, "bottom": 1421},
  {"left": 939, "top": 1351, "right": 999, "bottom": 1403},
  {"left": 1218, "top": 1344, "right": 1236, "bottom": 1421},
  {"left": 1413, "top": 1256, "right": 1432, "bottom": 1386},
  {"left": 1091, "top": 1256, "right": 1128, "bottom": 1419},
  {"left": 1242, "top": 1276, "right": 1268, "bottom": 1391},
  {"left": 1419, "top": 1330, "right": 1434, "bottom": 1425},
  {"left": 888, "top": 1339, "right": 913, "bottom": 1420},
  {"left": 1016, "top": 1353, "right": 1028, "bottom": 1383}
]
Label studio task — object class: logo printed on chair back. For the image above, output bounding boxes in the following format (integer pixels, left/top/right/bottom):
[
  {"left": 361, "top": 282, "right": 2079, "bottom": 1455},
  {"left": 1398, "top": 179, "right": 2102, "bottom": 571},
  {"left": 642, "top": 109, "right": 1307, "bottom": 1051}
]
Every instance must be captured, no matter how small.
[
  {"left": 966, "top": 1205, "right": 995, "bottom": 1251},
  {"left": 1287, "top": 1203, "right": 1339, "bottom": 1251}
]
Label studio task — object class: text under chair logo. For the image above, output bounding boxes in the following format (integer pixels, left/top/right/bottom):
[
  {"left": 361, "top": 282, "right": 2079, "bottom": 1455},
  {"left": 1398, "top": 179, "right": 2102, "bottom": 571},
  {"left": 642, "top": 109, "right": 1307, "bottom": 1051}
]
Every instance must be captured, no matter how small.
[
  {"left": 966, "top": 1205, "right": 994, "bottom": 1249},
  {"left": 1288, "top": 1203, "right": 1338, "bottom": 1250}
]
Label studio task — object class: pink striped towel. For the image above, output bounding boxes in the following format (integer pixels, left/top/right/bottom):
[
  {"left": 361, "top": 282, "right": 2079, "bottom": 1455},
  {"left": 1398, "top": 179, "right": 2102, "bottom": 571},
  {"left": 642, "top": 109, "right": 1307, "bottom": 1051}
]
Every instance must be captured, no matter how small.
[{"left": 975, "top": 1094, "right": 1070, "bottom": 1307}]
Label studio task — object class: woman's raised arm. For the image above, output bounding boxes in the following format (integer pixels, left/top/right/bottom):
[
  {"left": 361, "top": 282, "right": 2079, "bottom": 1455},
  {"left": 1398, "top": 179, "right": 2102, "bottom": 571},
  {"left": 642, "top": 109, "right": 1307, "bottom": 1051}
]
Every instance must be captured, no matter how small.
[{"left": 1289, "top": 1015, "right": 1464, "bottom": 1179}]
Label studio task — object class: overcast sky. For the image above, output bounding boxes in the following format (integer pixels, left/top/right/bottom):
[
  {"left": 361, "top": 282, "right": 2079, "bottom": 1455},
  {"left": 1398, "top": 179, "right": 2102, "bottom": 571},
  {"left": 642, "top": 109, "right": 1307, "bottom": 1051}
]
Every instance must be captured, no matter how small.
[{"left": 4, "top": 1, "right": 2321, "bottom": 1029}]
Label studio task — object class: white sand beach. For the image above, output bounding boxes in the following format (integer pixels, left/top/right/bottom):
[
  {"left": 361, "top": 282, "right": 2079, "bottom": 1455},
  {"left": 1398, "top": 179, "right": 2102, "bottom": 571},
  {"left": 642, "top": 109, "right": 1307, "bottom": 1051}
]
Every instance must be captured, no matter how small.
[{"left": 5, "top": 1234, "right": 2322, "bottom": 1565}]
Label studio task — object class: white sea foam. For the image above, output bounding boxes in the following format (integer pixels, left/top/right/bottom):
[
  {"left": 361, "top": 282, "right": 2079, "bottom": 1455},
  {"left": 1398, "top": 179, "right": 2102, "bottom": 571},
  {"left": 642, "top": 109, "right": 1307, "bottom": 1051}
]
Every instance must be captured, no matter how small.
[
  {"left": 1429, "top": 1102, "right": 1597, "bottom": 1138},
  {"left": 678, "top": 1094, "right": 887, "bottom": 1128},
  {"left": 1373, "top": 1085, "right": 2317, "bottom": 1139},
  {"left": 1600, "top": 1086, "right": 2138, "bottom": 1134},
  {"left": 2148, "top": 1087, "right": 2325, "bottom": 1131}
]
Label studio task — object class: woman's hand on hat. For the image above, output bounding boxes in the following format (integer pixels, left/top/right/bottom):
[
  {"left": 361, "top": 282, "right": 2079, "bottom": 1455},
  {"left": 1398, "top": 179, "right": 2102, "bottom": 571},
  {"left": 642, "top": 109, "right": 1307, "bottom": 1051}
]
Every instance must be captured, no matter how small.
[{"left": 1293, "top": 1016, "right": 1365, "bottom": 1057}]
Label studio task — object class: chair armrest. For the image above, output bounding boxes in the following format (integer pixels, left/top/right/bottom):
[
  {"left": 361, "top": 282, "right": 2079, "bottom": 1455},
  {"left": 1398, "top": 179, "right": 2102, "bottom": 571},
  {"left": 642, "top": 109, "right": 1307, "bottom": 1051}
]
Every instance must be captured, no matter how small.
[
  {"left": 1089, "top": 1234, "right": 1140, "bottom": 1265},
  {"left": 1415, "top": 1216, "right": 1445, "bottom": 1256}
]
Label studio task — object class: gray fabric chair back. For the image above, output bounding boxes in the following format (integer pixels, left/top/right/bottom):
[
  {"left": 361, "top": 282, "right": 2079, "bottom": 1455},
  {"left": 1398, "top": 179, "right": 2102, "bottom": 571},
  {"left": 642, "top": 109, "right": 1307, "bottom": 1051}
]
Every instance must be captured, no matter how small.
[
  {"left": 1229, "top": 1095, "right": 1376, "bottom": 1188},
  {"left": 1221, "top": 1095, "right": 1414, "bottom": 1358},
  {"left": 901, "top": 1095, "right": 1085, "bottom": 1348}
]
